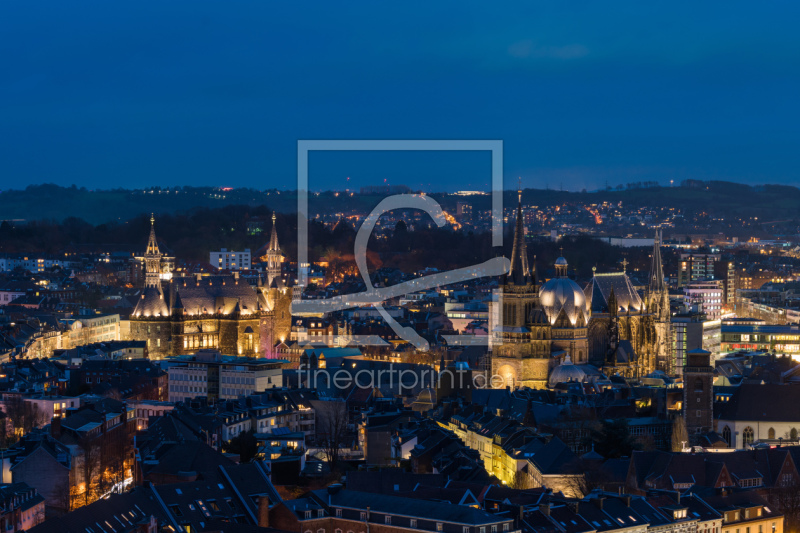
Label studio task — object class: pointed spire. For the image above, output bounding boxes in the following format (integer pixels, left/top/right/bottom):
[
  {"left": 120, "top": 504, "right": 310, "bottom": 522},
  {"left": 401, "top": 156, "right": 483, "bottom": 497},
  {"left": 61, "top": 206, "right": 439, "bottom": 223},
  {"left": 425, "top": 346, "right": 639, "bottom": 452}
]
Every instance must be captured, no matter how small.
[
  {"left": 268, "top": 212, "right": 279, "bottom": 252},
  {"left": 173, "top": 290, "right": 184, "bottom": 311},
  {"left": 507, "top": 180, "right": 531, "bottom": 285},
  {"left": 649, "top": 228, "right": 665, "bottom": 292},
  {"left": 146, "top": 214, "right": 160, "bottom": 256}
]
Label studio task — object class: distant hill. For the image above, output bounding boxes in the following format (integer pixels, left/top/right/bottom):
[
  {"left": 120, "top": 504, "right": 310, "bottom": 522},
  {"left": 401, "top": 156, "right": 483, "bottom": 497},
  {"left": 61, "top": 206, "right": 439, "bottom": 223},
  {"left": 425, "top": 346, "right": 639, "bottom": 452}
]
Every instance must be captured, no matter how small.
[{"left": 2, "top": 181, "right": 800, "bottom": 225}]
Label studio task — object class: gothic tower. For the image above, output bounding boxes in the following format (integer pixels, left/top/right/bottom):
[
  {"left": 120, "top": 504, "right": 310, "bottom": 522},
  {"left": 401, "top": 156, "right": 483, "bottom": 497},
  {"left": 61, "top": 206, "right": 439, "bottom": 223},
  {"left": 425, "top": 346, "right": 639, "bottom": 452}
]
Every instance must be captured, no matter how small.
[
  {"left": 647, "top": 229, "right": 672, "bottom": 372},
  {"left": 491, "top": 184, "right": 552, "bottom": 389},
  {"left": 266, "top": 212, "right": 283, "bottom": 285},
  {"left": 144, "top": 214, "right": 163, "bottom": 289}
]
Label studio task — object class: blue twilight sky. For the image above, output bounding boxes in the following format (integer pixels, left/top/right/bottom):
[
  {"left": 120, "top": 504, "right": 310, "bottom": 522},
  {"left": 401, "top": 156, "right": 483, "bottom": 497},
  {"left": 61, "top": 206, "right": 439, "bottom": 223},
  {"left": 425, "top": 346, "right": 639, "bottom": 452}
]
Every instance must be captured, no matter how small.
[{"left": 1, "top": 1, "right": 799, "bottom": 193}]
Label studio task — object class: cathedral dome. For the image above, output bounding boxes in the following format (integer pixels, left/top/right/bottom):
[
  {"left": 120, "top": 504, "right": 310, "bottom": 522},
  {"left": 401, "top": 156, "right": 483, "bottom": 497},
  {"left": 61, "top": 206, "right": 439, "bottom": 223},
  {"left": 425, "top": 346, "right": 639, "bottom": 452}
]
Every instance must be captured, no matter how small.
[
  {"left": 549, "top": 355, "right": 587, "bottom": 387},
  {"left": 539, "top": 257, "right": 587, "bottom": 324}
]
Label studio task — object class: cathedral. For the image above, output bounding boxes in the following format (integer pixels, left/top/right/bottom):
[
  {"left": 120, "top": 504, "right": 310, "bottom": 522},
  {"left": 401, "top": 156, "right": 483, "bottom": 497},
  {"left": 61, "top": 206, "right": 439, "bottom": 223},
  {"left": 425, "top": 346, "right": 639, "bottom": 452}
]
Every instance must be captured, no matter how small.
[
  {"left": 491, "top": 188, "right": 671, "bottom": 389},
  {"left": 491, "top": 189, "right": 590, "bottom": 389},
  {"left": 129, "top": 214, "right": 292, "bottom": 359},
  {"left": 584, "top": 231, "right": 671, "bottom": 378}
]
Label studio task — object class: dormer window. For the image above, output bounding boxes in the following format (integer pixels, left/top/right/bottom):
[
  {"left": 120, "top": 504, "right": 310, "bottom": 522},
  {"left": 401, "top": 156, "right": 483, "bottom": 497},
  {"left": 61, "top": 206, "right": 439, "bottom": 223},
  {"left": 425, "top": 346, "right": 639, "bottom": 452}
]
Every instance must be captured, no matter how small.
[{"left": 305, "top": 511, "right": 312, "bottom": 519}]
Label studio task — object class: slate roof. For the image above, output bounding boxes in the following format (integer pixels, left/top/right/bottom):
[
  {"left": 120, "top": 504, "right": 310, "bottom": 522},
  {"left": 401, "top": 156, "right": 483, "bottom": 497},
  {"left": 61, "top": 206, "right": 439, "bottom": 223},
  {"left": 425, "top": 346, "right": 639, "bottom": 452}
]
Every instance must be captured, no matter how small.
[
  {"left": 311, "top": 489, "right": 511, "bottom": 526},
  {"left": 28, "top": 487, "right": 169, "bottom": 533},
  {"left": 715, "top": 383, "right": 800, "bottom": 421},
  {"left": 584, "top": 273, "right": 643, "bottom": 314},
  {"left": 133, "top": 275, "right": 261, "bottom": 317}
]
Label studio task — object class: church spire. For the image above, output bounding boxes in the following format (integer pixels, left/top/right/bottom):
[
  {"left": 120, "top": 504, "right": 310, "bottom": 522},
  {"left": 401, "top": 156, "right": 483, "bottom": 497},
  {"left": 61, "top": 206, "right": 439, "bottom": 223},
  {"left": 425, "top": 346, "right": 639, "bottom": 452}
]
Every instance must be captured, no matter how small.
[
  {"left": 507, "top": 180, "right": 531, "bottom": 285},
  {"left": 143, "top": 214, "right": 163, "bottom": 288},
  {"left": 266, "top": 212, "right": 283, "bottom": 284},
  {"left": 649, "top": 228, "right": 665, "bottom": 292},
  {"left": 146, "top": 214, "right": 160, "bottom": 256},
  {"left": 268, "top": 212, "right": 279, "bottom": 252}
]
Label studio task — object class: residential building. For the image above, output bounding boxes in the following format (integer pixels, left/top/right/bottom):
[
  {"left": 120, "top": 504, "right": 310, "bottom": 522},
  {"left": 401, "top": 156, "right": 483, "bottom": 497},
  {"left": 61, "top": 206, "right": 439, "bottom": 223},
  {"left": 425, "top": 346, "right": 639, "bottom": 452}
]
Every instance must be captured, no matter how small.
[{"left": 210, "top": 248, "right": 252, "bottom": 271}]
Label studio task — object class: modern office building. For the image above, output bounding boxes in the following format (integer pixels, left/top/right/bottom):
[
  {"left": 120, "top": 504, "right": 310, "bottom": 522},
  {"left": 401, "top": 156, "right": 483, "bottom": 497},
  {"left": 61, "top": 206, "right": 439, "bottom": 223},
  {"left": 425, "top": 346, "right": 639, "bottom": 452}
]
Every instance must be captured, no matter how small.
[
  {"left": 167, "top": 349, "right": 285, "bottom": 402},
  {"left": 671, "top": 312, "right": 721, "bottom": 374},
  {"left": 720, "top": 323, "right": 800, "bottom": 355},
  {"left": 684, "top": 280, "right": 724, "bottom": 320},
  {"left": 678, "top": 252, "right": 720, "bottom": 287}
]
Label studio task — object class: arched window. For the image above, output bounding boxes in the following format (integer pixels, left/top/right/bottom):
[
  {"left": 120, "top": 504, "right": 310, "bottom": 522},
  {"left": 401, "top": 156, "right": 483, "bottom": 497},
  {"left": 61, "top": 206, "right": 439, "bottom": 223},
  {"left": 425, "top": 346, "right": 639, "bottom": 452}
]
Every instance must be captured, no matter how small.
[
  {"left": 792, "top": 428, "right": 799, "bottom": 441},
  {"left": 743, "top": 426, "right": 755, "bottom": 446},
  {"left": 722, "top": 426, "right": 732, "bottom": 446},
  {"left": 694, "top": 378, "right": 703, "bottom": 392},
  {"left": 769, "top": 428, "right": 776, "bottom": 440}
]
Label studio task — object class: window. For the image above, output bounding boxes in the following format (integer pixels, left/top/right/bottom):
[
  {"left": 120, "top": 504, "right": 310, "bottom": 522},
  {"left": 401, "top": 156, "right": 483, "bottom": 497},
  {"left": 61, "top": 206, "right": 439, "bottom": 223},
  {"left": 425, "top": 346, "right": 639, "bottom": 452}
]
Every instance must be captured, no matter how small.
[
  {"left": 305, "top": 511, "right": 312, "bottom": 519},
  {"left": 360, "top": 513, "right": 366, "bottom": 521},
  {"left": 503, "top": 524, "right": 509, "bottom": 532},
  {"left": 768, "top": 428, "right": 776, "bottom": 440},
  {"left": 385, "top": 516, "right": 391, "bottom": 525},
  {"left": 492, "top": 526, "right": 497, "bottom": 533},
  {"left": 464, "top": 528, "right": 470, "bottom": 533},
  {"left": 435, "top": 524, "right": 443, "bottom": 532},
  {"left": 743, "top": 426, "right": 755, "bottom": 446},
  {"left": 411, "top": 520, "right": 417, "bottom": 528},
  {"left": 336, "top": 509, "right": 342, "bottom": 517},
  {"left": 318, "top": 510, "right": 324, "bottom": 518},
  {"left": 723, "top": 426, "right": 732, "bottom": 446}
]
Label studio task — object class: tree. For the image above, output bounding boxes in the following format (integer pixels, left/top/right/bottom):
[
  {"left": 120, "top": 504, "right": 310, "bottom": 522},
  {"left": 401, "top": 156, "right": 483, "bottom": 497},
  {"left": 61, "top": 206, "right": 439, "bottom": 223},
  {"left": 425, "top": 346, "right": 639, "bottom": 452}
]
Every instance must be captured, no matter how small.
[
  {"left": 671, "top": 416, "right": 689, "bottom": 452},
  {"left": 510, "top": 469, "right": 532, "bottom": 490},
  {"left": 563, "top": 458, "right": 606, "bottom": 498},
  {"left": 317, "top": 400, "right": 348, "bottom": 471},
  {"left": 585, "top": 419, "right": 639, "bottom": 459},
  {"left": 224, "top": 429, "right": 259, "bottom": 463},
  {"left": 770, "top": 475, "right": 800, "bottom": 532}
]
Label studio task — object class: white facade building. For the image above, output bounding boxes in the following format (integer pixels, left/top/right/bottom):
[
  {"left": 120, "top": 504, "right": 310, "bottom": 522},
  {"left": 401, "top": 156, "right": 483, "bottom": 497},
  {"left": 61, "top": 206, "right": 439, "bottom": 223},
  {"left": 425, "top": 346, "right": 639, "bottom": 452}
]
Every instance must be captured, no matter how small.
[
  {"left": 684, "top": 281, "right": 724, "bottom": 320},
  {"left": 210, "top": 249, "right": 251, "bottom": 271},
  {"left": 167, "top": 350, "right": 283, "bottom": 402}
]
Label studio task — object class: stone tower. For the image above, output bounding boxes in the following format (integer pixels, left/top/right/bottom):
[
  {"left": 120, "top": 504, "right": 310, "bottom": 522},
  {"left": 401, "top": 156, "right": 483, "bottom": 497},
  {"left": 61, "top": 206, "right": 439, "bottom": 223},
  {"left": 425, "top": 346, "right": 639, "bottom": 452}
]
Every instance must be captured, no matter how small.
[
  {"left": 647, "top": 229, "right": 672, "bottom": 372},
  {"left": 491, "top": 185, "right": 552, "bottom": 389},
  {"left": 266, "top": 212, "right": 283, "bottom": 285},
  {"left": 144, "top": 214, "right": 162, "bottom": 289},
  {"left": 683, "top": 348, "right": 714, "bottom": 440}
]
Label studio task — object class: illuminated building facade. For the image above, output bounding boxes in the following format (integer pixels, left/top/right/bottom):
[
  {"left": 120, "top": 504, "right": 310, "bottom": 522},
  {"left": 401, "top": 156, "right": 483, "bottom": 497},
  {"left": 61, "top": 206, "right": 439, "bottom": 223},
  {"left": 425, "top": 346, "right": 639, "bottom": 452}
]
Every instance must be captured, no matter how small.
[
  {"left": 720, "top": 323, "right": 800, "bottom": 355},
  {"left": 491, "top": 187, "right": 554, "bottom": 389},
  {"left": 130, "top": 215, "right": 292, "bottom": 359},
  {"left": 677, "top": 252, "right": 720, "bottom": 287},
  {"left": 130, "top": 215, "right": 175, "bottom": 287},
  {"left": 210, "top": 248, "right": 252, "bottom": 270}
]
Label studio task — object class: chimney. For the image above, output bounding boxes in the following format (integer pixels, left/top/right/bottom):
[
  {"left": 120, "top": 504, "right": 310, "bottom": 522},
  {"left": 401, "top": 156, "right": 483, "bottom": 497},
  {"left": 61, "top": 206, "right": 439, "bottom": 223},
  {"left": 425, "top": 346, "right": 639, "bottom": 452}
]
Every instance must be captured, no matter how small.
[
  {"left": 50, "top": 417, "right": 62, "bottom": 439},
  {"left": 258, "top": 496, "right": 270, "bottom": 528},
  {"left": 593, "top": 497, "right": 605, "bottom": 510},
  {"left": 539, "top": 503, "right": 551, "bottom": 517}
]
